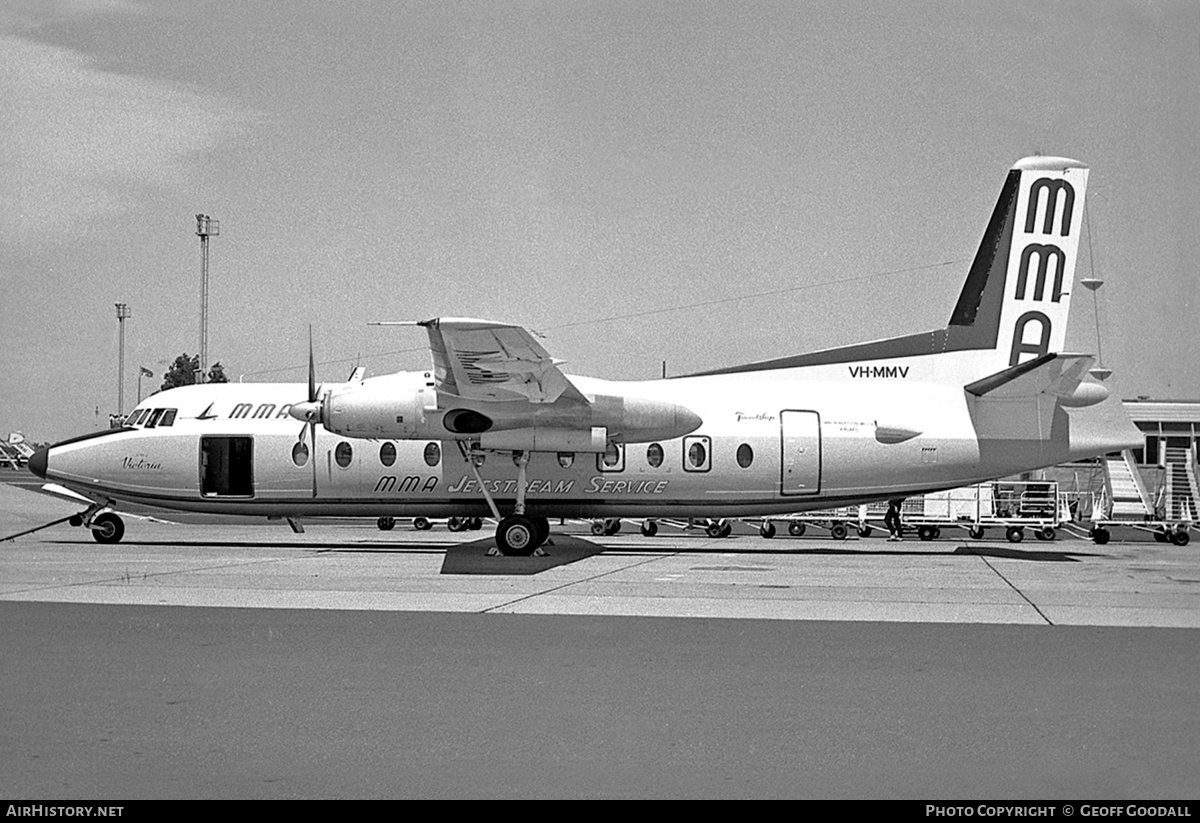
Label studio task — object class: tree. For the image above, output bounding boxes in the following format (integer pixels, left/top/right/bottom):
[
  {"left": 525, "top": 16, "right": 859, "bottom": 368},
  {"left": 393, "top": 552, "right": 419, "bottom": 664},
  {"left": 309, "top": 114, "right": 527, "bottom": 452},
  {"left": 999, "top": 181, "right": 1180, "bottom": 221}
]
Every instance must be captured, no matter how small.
[{"left": 159, "top": 354, "right": 230, "bottom": 391}]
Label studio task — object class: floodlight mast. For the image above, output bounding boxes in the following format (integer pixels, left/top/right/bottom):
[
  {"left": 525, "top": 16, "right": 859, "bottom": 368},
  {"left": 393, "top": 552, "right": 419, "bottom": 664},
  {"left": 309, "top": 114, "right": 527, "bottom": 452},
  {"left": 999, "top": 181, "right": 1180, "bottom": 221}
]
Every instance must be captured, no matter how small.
[
  {"left": 114, "top": 303, "right": 131, "bottom": 414},
  {"left": 196, "top": 214, "right": 219, "bottom": 384}
]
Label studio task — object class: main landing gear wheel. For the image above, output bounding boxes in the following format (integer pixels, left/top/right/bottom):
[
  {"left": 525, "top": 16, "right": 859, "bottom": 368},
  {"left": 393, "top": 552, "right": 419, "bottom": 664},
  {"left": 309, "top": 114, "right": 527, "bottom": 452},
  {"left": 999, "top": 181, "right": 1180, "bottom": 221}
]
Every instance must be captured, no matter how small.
[
  {"left": 496, "top": 515, "right": 539, "bottom": 557},
  {"left": 91, "top": 512, "right": 125, "bottom": 544},
  {"left": 532, "top": 516, "right": 550, "bottom": 546}
]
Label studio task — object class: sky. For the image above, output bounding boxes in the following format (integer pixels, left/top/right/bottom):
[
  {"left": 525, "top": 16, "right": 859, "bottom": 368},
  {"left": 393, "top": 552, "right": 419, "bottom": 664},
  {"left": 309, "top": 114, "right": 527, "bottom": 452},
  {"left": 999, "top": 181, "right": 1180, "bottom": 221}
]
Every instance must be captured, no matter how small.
[{"left": 2, "top": 0, "right": 1198, "bottom": 442}]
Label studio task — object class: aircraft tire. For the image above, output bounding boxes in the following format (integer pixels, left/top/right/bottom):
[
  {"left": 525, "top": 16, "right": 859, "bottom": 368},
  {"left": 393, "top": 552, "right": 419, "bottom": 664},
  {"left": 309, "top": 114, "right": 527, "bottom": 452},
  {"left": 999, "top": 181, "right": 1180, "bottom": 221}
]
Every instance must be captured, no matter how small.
[
  {"left": 377, "top": 516, "right": 396, "bottom": 531},
  {"left": 787, "top": 521, "right": 806, "bottom": 537},
  {"left": 641, "top": 520, "right": 658, "bottom": 537},
  {"left": 1170, "top": 530, "right": 1190, "bottom": 547},
  {"left": 760, "top": 522, "right": 776, "bottom": 539},
  {"left": 532, "top": 516, "right": 550, "bottom": 545},
  {"left": 1006, "top": 527, "right": 1024, "bottom": 543},
  {"left": 496, "top": 515, "right": 539, "bottom": 556},
  {"left": 92, "top": 512, "right": 125, "bottom": 544},
  {"left": 830, "top": 523, "right": 848, "bottom": 541}
]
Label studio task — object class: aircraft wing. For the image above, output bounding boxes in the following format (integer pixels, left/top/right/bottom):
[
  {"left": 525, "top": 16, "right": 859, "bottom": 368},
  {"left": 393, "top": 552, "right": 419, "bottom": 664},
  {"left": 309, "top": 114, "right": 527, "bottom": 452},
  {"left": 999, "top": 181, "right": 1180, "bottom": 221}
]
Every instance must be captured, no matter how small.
[{"left": 418, "top": 318, "right": 589, "bottom": 404}]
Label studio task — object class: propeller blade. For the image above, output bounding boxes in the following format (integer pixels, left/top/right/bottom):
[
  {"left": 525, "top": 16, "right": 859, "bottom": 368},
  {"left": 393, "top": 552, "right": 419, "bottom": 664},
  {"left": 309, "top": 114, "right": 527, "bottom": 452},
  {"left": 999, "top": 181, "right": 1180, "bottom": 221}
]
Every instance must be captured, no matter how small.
[
  {"left": 310, "top": 420, "right": 318, "bottom": 498},
  {"left": 308, "top": 325, "right": 316, "bottom": 403}
]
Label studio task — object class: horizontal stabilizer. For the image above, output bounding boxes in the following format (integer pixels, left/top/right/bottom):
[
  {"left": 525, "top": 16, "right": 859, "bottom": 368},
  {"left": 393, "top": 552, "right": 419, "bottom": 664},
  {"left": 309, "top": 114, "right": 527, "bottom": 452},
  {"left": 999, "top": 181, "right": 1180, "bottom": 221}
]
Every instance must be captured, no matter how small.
[{"left": 965, "top": 353, "right": 1106, "bottom": 407}]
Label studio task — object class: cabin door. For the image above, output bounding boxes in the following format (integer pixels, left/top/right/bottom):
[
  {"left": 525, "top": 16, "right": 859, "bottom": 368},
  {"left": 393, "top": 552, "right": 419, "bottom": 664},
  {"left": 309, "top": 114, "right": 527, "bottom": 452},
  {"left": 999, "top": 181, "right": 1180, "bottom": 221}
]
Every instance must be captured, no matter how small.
[
  {"left": 780, "top": 410, "right": 820, "bottom": 496},
  {"left": 200, "top": 436, "right": 254, "bottom": 497}
]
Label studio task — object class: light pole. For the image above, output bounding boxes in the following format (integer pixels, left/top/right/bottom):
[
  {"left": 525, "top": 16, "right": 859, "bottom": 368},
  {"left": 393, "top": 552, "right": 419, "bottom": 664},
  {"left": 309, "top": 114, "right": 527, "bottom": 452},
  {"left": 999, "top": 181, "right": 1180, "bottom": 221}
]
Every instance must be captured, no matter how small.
[
  {"left": 138, "top": 366, "right": 153, "bottom": 405},
  {"left": 115, "top": 303, "right": 131, "bottom": 416},
  {"left": 196, "top": 214, "right": 219, "bottom": 384}
]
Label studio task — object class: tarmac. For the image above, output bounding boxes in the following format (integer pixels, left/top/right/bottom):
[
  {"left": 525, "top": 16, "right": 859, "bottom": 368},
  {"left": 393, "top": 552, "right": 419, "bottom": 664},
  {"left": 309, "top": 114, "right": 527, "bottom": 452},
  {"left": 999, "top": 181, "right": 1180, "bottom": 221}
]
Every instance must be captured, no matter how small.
[{"left": 2, "top": 479, "right": 1198, "bottom": 799}]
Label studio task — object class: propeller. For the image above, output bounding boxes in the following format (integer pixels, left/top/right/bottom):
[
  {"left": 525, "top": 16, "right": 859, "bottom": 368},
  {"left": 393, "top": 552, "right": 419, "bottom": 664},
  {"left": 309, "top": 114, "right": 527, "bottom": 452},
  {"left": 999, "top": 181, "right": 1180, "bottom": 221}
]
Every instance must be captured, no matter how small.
[{"left": 288, "top": 327, "right": 323, "bottom": 497}]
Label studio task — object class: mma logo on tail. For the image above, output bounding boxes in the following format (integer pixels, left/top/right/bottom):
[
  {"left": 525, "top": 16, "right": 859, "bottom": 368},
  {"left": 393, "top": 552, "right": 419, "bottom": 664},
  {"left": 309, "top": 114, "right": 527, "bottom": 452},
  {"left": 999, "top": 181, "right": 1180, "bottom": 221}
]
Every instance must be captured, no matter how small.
[{"left": 998, "top": 159, "right": 1088, "bottom": 368}]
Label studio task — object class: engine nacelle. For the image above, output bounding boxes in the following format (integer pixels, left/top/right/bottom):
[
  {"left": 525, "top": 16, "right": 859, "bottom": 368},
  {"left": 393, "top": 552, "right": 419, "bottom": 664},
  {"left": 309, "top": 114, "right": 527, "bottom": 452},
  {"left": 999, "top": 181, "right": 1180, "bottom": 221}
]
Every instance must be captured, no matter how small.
[{"left": 324, "top": 372, "right": 439, "bottom": 438}]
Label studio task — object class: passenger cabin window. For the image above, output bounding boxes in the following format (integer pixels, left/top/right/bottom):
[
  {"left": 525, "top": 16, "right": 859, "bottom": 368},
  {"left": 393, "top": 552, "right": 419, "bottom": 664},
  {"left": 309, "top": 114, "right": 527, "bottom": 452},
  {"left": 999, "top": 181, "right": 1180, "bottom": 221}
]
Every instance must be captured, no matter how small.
[
  {"left": 736, "top": 443, "right": 754, "bottom": 468},
  {"left": 423, "top": 442, "right": 440, "bottom": 467},
  {"left": 684, "top": 436, "right": 711, "bottom": 472},
  {"left": 335, "top": 442, "right": 353, "bottom": 468},
  {"left": 597, "top": 442, "right": 625, "bottom": 472},
  {"left": 292, "top": 442, "right": 309, "bottom": 467},
  {"left": 379, "top": 442, "right": 396, "bottom": 467},
  {"left": 646, "top": 443, "right": 664, "bottom": 468}
]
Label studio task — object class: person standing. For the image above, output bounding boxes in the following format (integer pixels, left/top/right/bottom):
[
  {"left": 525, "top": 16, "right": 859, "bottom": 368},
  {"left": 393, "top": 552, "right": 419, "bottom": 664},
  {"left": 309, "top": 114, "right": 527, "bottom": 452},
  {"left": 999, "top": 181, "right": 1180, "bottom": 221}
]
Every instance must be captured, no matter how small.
[{"left": 885, "top": 498, "right": 904, "bottom": 542}]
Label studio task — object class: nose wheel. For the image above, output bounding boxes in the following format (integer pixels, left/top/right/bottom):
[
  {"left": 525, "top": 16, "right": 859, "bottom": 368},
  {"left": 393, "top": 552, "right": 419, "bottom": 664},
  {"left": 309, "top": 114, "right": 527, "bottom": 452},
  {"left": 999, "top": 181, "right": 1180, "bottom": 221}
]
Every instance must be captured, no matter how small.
[{"left": 91, "top": 512, "right": 125, "bottom": 544}]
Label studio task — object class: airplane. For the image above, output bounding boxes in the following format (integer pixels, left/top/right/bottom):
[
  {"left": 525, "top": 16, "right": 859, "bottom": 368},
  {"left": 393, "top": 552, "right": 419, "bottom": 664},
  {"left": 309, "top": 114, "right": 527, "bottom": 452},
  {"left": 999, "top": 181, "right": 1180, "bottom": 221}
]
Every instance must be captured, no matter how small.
[{"left": 28, "top": 155, "right": 1142, "bottom": 555}]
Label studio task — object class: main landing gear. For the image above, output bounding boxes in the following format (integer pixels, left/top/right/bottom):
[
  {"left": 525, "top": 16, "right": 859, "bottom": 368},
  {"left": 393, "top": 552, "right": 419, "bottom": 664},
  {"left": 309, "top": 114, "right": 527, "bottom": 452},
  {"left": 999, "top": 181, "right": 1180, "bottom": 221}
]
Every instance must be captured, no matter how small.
[{"left": 458, "top": 444, "right": 552, "bottom": 557}]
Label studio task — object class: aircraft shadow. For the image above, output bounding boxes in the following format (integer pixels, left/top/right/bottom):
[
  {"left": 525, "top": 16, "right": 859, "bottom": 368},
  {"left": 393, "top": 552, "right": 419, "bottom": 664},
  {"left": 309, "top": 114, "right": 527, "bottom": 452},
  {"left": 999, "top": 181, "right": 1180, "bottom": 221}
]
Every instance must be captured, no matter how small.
[
  {"left": 39, "top": 536, "right": 1100, "bottom": 571},
  {"left": 440, "top": 534, "right": 606, "bottom": 575}
]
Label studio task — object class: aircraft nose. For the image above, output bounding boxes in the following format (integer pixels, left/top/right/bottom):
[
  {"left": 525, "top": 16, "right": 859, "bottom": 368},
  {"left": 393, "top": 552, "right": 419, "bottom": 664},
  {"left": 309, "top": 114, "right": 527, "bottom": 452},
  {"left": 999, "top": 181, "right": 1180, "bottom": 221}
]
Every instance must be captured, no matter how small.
[{"left": 28, "top": 446, "right": 49, "bottom": 479}]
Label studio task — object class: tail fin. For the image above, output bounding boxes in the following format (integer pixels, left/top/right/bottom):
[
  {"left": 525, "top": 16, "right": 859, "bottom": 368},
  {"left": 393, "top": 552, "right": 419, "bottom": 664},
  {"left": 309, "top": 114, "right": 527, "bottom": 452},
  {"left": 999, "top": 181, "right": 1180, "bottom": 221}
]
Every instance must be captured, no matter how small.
[{"left": 947, "top": 156, "right": 1090, "bottom": 371}]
